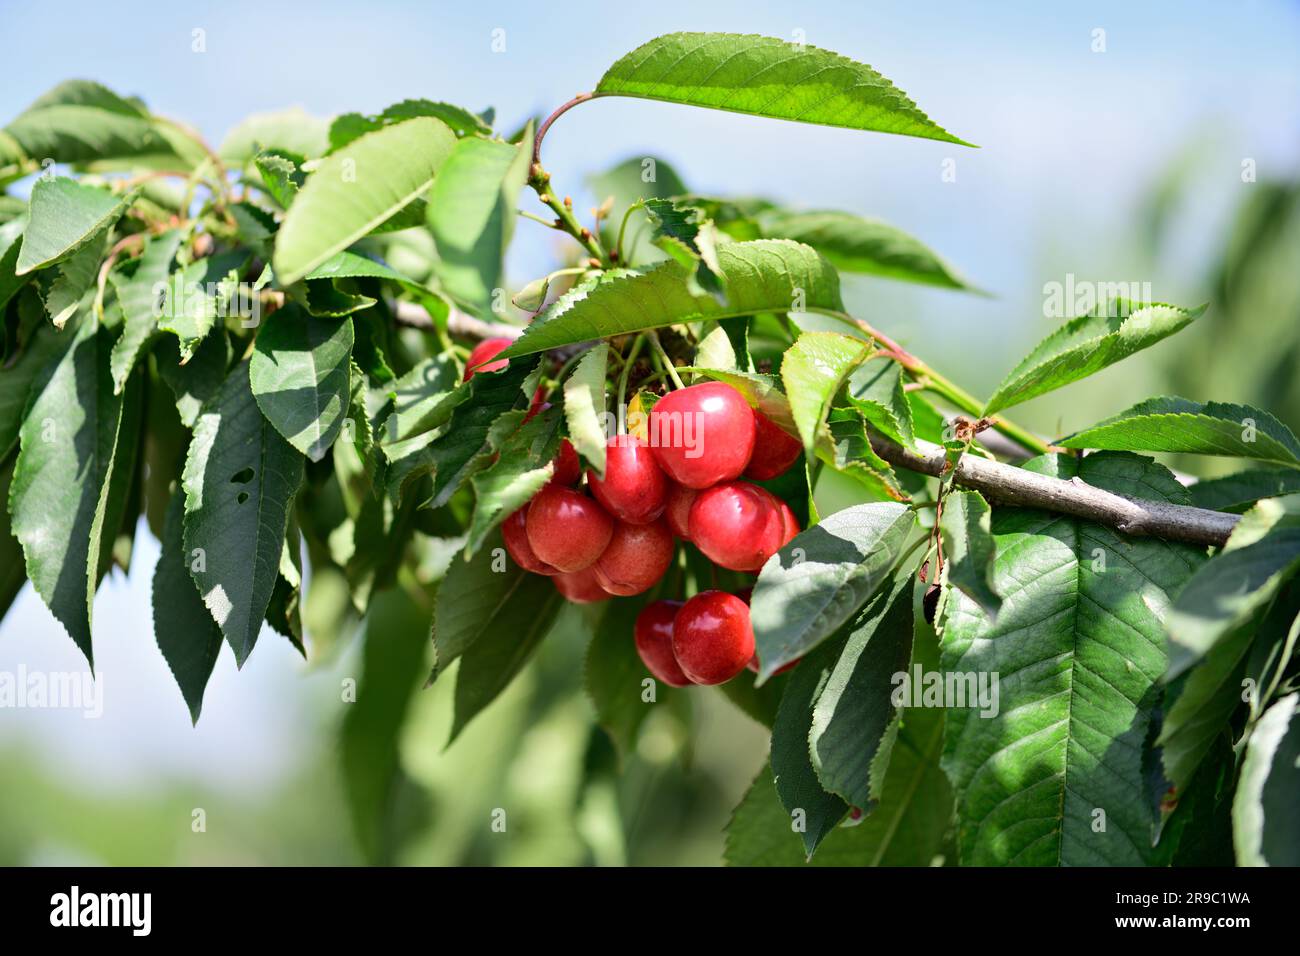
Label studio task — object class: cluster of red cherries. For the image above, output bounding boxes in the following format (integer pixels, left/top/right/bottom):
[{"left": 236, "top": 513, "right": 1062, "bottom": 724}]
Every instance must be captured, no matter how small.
[{"left": 465, "top": 337, "right": 805, "bottom": 687}]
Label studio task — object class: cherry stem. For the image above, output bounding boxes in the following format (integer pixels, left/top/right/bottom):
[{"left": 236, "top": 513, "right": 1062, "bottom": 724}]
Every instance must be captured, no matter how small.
[
  {"left": 616, "top": 334, "right": 646, "bottom": 431},
  {"left": 532, "top": 92, "right": 595, "bottom": 168},
  {"left": 648, "top": 331, "right": 684, "bottom": 389}
]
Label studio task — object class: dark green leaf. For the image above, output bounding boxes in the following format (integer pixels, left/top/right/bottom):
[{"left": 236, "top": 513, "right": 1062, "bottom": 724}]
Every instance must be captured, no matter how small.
[
  {"left": 845, "top": 355, "right": 914, "bottom": 448},
  {"left": 1189, "top": 467, "right": 1300, "bottom": 513},
  {"left": 108, "top": 229, "right": 182, "bottom": 391},
  {"left": 181, "top": 361, "right": 305, "bottom": 665},
  {"left": 153, "top": 486, "right": 223, "bottom": 723},
  {"left": 941, "top": 452, "right": 1204, "bottom": 865},
  {"left": 939, "top": 490, "right": 1002, "bottom": 618},
  {"left": 752, "top": 502, "right": 915, "bottom": 680},
  {"left": 249, "top": 303, "right": 354, "bottom": 462},
  {"left": 1233, "top": 692, "right": 1299, "bottom": 866}
]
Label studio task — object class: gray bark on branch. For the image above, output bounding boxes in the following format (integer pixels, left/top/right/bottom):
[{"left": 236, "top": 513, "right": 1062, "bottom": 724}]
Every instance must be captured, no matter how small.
[
  {"left": 871, "top": 436, "right": 1238, "bottom": 548},
  {"left": 393, "top": 300, "right": 522, "bottom": 340}
]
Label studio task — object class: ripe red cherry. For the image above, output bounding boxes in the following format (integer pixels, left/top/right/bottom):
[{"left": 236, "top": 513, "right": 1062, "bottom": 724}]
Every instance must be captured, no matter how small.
[
  {"left": 464, "top": 337, "right": 513, "bottom": 381},
  {"left": 664, "top": 483, "right": 697, "bottom": 540},
  {"left": 744, "top": 411, "right": 803, "bottom": 481},
  {"left": 550, "top": 439, "right": 581, "bottom": 486},
  {"left": 593, "top": 518, "right": 674, "bottom": 596},
  {"left": 634, "top": 600, "right": 692, "bottom": 687},
  {"left": 502, "top": 506, "right": 558, "bottom": 576},
  {"left": 672, "top": 590, "right": 755, "bottom": 685},
  {"left": 776, "top": 499, "right": 800, "bottom": 547},
  {"left": 553, "top": 565, "right": 610, "bottom": 604},
  {"left": 649, "top": 382, "right": 756, "bottom": 489},
  {"left": 525, "top": 485, "right": 613, "bottom": 572},
  {"left": 688, "top": 481, "right": 786, "bottom": 572},
  {"left": 587, "top": 435, "right": 667, "bottom": 524}
]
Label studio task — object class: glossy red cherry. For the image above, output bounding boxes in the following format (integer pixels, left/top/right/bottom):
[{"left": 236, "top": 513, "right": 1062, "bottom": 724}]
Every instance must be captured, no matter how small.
[
  {"left": 672, "top": 590, "right": 755, "bottom": 685},
  {"left": 553, "top": 565, "right": 610, "bottom": 604},
  {"left": 634, "top": 600, "right": 692, "bottom": 687},
  {"left": 664, "top": 483, "right": 697, "bottom": 540},
  {"left": 688, "top": 481, "right": 786, "bottom": 572},
  {"left": 649, "top": 382, "right": 756, "bottom": 489},
  {"left": 550, "top": 439, "right": 581, "bottom": 486},
  {"left": 587, "top": 435, "right": 667, "bottom": 524},
  {"left": 776, "top": 499, "right": 800, "bottom": 547},
  {"left": 502, "top": 506, "right": 559, "bottom": 576},
  {"left": 525, "top": 485, "right": 614, "bottom": 572},
  {"left": 744, "top": 411, "right": 803, "bottom": 481},
  {"left": 464, "top": 337, "right": 513, "bottom": 381},
  {"left": 593, "top": 518, "right": 674, "bottom": 596}
]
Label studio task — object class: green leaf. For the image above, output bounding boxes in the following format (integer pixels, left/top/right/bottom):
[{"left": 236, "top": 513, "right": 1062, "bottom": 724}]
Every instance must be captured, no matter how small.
[
  {"left": 0, "top": 311, "right": 73, "bottom": 460},
  {"left": 273, "top": 117, "right": 457, "bottom": 286},
  {"left": 1059, "top": 396, "right": 1300, "bottom": 467},
  {"left": 182, "top": 361, "right": 305, "bottom": 665},
  {"left": 465, "top": 407, "right": 561, "bottom": 556},
  {"left": 44, "top": 238, "right": 105, "bottom": 329},
  {"left": 449, "top": 578, "right": 563, "bottom": 744},
  {"left": 1233, "top": 692, "right": 1299, "bottom": 866},
  {"left": 820, "top": 407, "right": 905, "bottom": 502},
  {"left": 757, "top": 210, "right": 975, "bottom": 290},
  {"left": 940, "top": 452, "right": 1204, "bottom": 865},
  {"left": 562, "top": 343, "right": 608, "bottom": 475},
  {"left": 771, "top": 635, "right": 849, "bottom": 856},
  {"left": 426, "top": 128, "right": 533, "bottom": 314},
  {"left": 0, "top": 218, "right": 29, "bottom": 313},
  {"left": 377, "top": 353, "right": 462, "bottom": 451},
  {"left": 585, "top": 595, "right": 663, "bottom": 758},
  {"left": 16, "top": 177, "right": 135, "bottom": 276},
  {"left": 3, "top": 81, "right": 184, "bottom": 172},
  {"left": 424, "top": 356, "right": 539, "bottom": 509},
  {"left": 939, "top": 490, "right": 1002, "bottom": 619},
  {"left": 497, "top": 240, "right": 842, "bottom": 359},
  {"left": 808, "top": 572, "right": 914, "bottom": 808},
  {"left": 341, "top": 584, "right": 430, "bottom": 864},
  {"left": 588, "top": 155, "right": 689, "bottom": 265},
  {"left": 984, "top": 299, "right": 1204, "bottom": 415},
  {"left": 8, "top": 317, "right": 135, "bottom": 664},
  {"left": 253, "top": 150, "right": 305, "bottom": 208},
  {"left": 108, "top": 229, "right": 183, "bottom": 391},
  {"left": 751, "top": 502, "right": 916, "bottom": 680},
  {"left": 157, "top": 330, "right": 231, "bottom": 427},
  {"left": 153, "top": 486, "right": 223, "bottom": 723},
  {"left": 156, "top": 251, "right": 250, "bottom": 360},
  {"left": 596, "top": 33, "right": 971, "bottom": 145},
  {"left": 781, "top": 331, "right": 873, "bottom": 453},
  {"left": 249, "top": 303, "right": 354, "bottom": 462},
  {"left": 219, "top": 107, "right": 330, "bottom": 163},
  {"left": 0, "top": 460, "right": 28, "bottom": 623},
  {"left": 845, "top": 355, "right": 915, "bottom": 448},
  {"left": 1165, "top": 495, "right": 1300, "bottom": 679},
  {"left": 1189, "top": 467, "right": 1300, "bottom": 513}
]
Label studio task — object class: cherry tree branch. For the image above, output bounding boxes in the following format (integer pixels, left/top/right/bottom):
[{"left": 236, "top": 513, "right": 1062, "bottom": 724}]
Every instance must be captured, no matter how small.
[
  {"left": 393, "top": 300, "right": 522, "bottom": 340},
  {"left": 871, "top": 435, "right": 1237, "bottom": 547}
]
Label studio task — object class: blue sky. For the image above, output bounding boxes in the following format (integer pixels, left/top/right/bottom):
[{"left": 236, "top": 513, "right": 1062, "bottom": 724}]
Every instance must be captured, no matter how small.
[{"left": 2, "top": 0, "right": 1298, "bottom": 804}]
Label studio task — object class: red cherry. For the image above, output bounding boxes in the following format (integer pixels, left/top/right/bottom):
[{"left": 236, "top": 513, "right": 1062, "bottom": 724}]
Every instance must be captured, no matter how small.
[
  {"left": 672, "top": 590, "right": 754, "bottom": 685},
  {"left": 587, "top": 435, "right": 667, "bottom": 524},
  {"left": 553, "top": 565, "right": 610, "bottom": 604},
  {"left": 502, "top": 506, "right": 559, "bottom": 576},
  {"left": 464, "top": 338, "right": 513, "bottom": 381},
  {"left": 593, "top": 518, "right": 674, "bottom": 596},
  {"left": 688, "top": 481, "right": 786, "bottom": 572},
  {"left": 649, "top": 382, "right": 756, "bottom": 489},
  {"left": 744, "top": 411, "right": 803, "bottom": 481},
  {"left": 550, "top": 439, "right": 581, "bottom": 486},
  {"left": 525, "top": 485, "right": 614, "bottom": 572},
  {"left": 777, "top": 499, "right": 800, "bottom": 547},
  {"left": 634, "top": 600, "right": 692, "bottom": 687},
  {"left": 664, "top": 483, "right": 697, "bottom": 540}
]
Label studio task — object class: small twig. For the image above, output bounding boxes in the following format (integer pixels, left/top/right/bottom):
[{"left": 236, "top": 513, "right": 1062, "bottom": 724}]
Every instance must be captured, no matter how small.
[
  {"left": 871, "top": 435, "right": 1238, "bottom": 547},
  {"left": 532, "top": 91, "right": 595, "bottom": 167}
]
